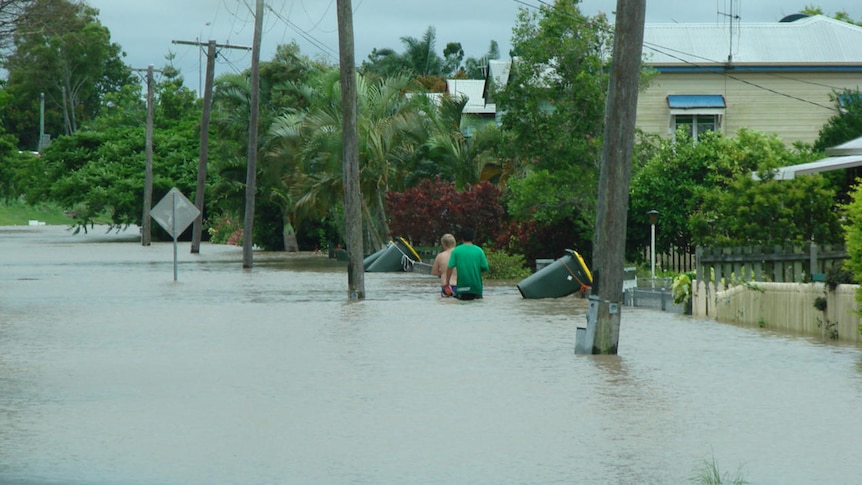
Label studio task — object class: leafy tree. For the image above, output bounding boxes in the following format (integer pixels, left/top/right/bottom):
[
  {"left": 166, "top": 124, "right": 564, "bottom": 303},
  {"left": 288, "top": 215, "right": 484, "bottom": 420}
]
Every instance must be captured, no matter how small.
[
  {"left": 800, "top": 6, "right": 862, "bottom": 26},
  {"left": 841, "top": 183, "right": 862, "bottom": 285},
  {"left": 3, "top": 0, "right": 131, "bottom": 149},
  {"left": 497, "top": 0, "right": 611, "bottom": 232},
  {"left": 203, "top": 43, "right": 328, "bottom": 251},
  {"left": 628, "top": 128, "right": 841, "bottom": 257},
  {"left": 268, "top": 68, "right": 432, "bottom": 250},
  {"left": 462, "top": 40, "right": 500, "bottom": 79},
  {"left": 23, "top": 68, "right": 201, "bottom": 232},
  {"left": 0, "top": 0, "right": 34, "bottom": 62},
  {"left": 442, "top": 42, "right": 464, "bottom": 77},
  {"left": 814, "top": 89, "right": 862, "bottom": 152}
]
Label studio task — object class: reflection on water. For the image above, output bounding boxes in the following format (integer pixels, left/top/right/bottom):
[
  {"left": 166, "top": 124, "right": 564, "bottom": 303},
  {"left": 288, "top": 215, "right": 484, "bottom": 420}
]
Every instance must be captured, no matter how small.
[{"left": 2, "top": 226, "right": 862, "bottom": 484}]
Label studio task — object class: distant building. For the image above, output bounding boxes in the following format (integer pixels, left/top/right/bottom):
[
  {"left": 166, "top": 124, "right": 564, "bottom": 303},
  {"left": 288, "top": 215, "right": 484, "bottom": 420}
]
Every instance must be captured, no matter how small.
[
  {"left": 483, "top": 15, "right": 862, "bottom": 146},
  {"left": 639, "top": 14, "right": 862, "bottom": 145}
]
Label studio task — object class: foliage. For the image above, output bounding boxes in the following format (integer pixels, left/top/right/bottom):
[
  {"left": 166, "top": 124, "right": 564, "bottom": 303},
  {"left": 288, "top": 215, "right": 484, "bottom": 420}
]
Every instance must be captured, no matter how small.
[
  {"left": 629, "top": 128, "right": 842, "bottom": 257},
  {"left": 494, "top": 216, "right": 593, "bottom": 270},
  {"left": 497, "top": 0, "right": 610, "bottom": 228},
  {"left": 207, "top": 213, "right": 243, "bottom": 246},
  {"left": 672, "top": 271, "right": 695, "bottom": 304},
  {"left": 485, "top": 249, "right": 531, "bottom": 280},
  {"left": 814, "top": 89, "right": 862, "bottom": 152},
  {"left": 22, "top": 67, "right": 201, "bottom": 233},
  {"left": 385, "top": 177, "right": 505, "bottom": 247},
  {"left": 690, "top": 456, "right": 748, "bottom": 485},
  {"left": 0, "top": 0, "right": 33, "bottom": 61},
  {"left": 2, "top": 0, "right": 131, "bottom": 148},
  {"left": 824, "top": 261, "right": 856, "bottom": 290},
  {"left": 361, "top": 26, "right": 498, "bottom": 82},
  {"left": 841, "top": 182, "right": 862, "bottom": 288}
]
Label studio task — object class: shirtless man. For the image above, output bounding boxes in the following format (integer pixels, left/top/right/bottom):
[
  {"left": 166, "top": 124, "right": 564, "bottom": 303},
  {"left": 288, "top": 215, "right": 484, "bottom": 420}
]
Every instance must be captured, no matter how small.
[{"left": 431, "top": 233, "right": 457, "bottom": 297}]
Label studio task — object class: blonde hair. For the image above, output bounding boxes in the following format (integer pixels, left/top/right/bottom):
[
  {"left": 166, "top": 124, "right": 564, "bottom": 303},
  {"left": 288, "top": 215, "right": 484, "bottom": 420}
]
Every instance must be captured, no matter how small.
[{"left": 441, "top": 233, "right": 456, "bottom": 249}]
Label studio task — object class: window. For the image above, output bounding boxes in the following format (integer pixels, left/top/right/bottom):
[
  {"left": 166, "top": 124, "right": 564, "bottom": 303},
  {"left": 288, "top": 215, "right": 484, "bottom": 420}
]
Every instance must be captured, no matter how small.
[
  {"left": 673, "top": 114, "right": 720, "bottom": 140},
  {"left": 667, "top": 94, "right": 725, "bottom": 141}
]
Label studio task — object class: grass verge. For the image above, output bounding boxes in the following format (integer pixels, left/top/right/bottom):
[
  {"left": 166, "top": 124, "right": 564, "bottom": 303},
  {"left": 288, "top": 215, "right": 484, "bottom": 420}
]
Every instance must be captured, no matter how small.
[{"left": 0, "top": 199, "right": 75, "bottom": 226}]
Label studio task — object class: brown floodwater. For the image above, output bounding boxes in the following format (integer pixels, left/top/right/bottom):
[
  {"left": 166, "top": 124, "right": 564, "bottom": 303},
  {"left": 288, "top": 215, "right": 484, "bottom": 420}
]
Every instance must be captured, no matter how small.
[{"left": 2, "top": 225, "right": 861, "bottom": 484}]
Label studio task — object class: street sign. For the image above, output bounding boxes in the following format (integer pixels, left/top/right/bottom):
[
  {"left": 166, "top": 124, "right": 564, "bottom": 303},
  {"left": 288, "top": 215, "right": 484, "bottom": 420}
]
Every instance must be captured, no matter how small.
[
  {"left": 150, "top": 188, "right": 200, "bottom": 281},
  {"left": 151, "top": 187, "right": 199, "bottom": 238}
]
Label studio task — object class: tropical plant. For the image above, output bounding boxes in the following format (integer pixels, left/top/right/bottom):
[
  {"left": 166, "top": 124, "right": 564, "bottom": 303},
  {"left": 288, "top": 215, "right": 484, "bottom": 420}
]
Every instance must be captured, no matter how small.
[{"left": 268, "top": 68, "right": 433, "bottom": 250}]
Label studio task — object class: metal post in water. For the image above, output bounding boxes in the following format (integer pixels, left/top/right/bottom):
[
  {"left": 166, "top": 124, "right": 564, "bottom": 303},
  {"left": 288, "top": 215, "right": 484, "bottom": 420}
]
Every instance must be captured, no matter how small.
[{"left": 172, "top": 192, "right": 178, "bottom": 282}]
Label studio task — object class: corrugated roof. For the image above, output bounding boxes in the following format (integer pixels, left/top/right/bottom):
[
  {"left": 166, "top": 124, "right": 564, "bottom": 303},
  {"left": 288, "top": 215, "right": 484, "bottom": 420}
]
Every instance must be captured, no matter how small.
[
  {"left": 446, "top": 79, "right": 493, "bottom": 114},
  {"left": 644, "top": 15, "right": 862, "bottom": 67},
  {"left": 759, "top": 136, "right": 862, "bottom": 180}
]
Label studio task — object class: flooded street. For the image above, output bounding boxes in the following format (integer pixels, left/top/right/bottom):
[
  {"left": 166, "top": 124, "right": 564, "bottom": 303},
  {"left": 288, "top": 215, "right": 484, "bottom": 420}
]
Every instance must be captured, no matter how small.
[{"left": 2, "top": 226, "right": 862, "bottom": 484}]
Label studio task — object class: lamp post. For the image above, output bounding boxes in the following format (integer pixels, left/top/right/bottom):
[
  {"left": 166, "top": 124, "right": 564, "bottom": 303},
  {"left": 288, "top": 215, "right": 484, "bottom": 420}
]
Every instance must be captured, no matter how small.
[{"left": 647, "top": 210, "right": 659, "bottom": 288}]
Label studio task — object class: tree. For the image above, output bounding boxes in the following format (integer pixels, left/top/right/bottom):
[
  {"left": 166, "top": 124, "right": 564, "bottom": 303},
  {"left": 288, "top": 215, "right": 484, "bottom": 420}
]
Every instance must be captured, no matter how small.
[
  {"left": 0, "top": 0, "right": 34, "bottom": 62},
  {"left": 497, "top": 0, "right": 611, "bottom": 234},
  {"left": 268, "top": 68, "right": 432, "bottom": 250},
  {"left": 23, "top": 68, "right": 201, "bottom": 233},
  {"left": 628, "top": 128, "right": 842, "bottom": 257},
  {"left": 2, "top": 0, "right": 131, "bottom": 148},
  {"left": 462, "top": 41, "right": 500, "bottom": 79},
  {"left": 814, "top": 89, "right": 862, "bottom": 152},
  {"left": 442, "top": 42, "right": 464, "bottom": 77}
]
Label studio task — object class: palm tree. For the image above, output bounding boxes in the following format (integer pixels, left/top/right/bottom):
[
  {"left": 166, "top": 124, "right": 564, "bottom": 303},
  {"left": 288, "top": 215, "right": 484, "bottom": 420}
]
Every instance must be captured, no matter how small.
[{"left": 269, "top": 69, "right": 430, "bottom": 250}]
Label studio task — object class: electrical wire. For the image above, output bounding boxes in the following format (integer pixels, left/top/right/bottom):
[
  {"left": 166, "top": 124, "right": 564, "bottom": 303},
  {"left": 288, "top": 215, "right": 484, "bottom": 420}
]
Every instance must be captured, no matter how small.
[{"left": 511, "top": 0, "right": 845, "bottom": 113}]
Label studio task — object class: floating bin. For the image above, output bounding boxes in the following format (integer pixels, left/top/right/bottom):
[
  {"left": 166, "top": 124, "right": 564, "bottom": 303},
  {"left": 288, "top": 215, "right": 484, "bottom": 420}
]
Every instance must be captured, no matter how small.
[
  {"left": 517, "top": 249, "right": 593, "bottom": 299},
  {"left": 364, "top": 238, "right": 422, "bottom": 272}
]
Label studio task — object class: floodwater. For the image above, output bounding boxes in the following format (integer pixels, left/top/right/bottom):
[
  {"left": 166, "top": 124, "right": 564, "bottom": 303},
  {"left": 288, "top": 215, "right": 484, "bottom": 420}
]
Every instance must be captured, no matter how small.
[{"left": 2, "top": 226, "right": 862, "bottom": 485}]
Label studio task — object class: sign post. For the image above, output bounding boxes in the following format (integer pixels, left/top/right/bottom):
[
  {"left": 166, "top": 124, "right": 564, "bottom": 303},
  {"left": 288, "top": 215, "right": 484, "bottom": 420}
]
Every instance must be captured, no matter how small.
[{"left": 150, "top": 188, "right": 200, "bottom": 281}]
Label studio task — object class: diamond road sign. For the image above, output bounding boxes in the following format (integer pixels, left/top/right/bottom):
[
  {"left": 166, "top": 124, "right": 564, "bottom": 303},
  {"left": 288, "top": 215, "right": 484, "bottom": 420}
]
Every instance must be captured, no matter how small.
[{"left": 151, "top": 187, "right": 200, "bottom": 238}]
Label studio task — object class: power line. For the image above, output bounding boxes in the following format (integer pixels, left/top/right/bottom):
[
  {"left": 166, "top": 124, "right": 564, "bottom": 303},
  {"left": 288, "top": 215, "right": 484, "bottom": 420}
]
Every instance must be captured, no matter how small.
[
  {"left": 510, "top": 0, "right": 842, "bottom": 113},
  {"left": 266, "top": 4, "right": 338, "bottom": 60}
]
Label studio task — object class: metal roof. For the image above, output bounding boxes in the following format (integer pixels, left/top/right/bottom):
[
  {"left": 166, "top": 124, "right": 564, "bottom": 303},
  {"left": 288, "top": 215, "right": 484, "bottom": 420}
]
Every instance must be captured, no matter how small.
[
  {"left": 446, "top": 79, "right": 494, "bottom": 114},
  {"left": 763, "top": 136, "right": 862, "bottom": 180},
  {"left": 644, "top": 15, "right": 862, "bottom": 68},
  {"left": 667, "top": 94, "right": 726, "bottom": 109}
]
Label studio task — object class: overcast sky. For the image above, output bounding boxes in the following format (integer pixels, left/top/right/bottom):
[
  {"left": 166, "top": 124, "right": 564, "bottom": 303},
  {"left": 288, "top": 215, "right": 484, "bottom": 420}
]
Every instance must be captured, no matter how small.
[{"left": 85, "top": 0, "right": 862, "bottom": 94}]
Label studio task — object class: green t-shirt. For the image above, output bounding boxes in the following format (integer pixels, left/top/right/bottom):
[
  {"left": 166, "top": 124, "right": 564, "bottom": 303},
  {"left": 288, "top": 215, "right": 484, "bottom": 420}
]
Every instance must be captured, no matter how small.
[{"left": 447, "top": 243, "right": 489, "bottom": 297}]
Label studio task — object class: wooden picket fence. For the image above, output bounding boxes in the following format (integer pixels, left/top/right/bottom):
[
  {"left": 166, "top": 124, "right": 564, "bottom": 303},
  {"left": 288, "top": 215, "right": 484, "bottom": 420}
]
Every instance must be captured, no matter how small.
[{"left": 695, "top": 244, "right": 848, "bottom": 284}]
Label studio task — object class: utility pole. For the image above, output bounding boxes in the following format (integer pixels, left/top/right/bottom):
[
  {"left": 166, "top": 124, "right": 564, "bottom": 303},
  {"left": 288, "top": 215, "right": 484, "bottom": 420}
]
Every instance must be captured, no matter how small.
[
  {"left": 172, "top": 39, "right": 251, "bottom": 253},
  {"left": 132, "top": 65, "right": 161, "bottom": 246},
  {"left": 242, "top": 0, "right": 264, "bottom": 268},
  {"left": 337, "top": 0, "right": 366, "bottom": 299},
  {"left": 584, "top": 0, "right": 646, "bottom": 354},
  {"left": 38, "top": 92, "right": 45, "bottom": 152}
]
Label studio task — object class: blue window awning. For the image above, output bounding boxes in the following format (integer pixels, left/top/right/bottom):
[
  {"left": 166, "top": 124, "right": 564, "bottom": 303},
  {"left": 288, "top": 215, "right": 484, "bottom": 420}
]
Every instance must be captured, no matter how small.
[{"left": 667, "top": 94, "right": 726, "bottom": 109}]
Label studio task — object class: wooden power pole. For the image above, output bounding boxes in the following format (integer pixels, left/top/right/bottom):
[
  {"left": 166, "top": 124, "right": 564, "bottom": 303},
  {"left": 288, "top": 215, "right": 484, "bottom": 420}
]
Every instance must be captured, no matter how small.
[
  {"left": 336, "top": 0, "right": 366, "bottom": 300},
  {"left": 242, "top": 0, "right": 264, "bottom": 268},
  {"left": 172, "top": 39, "right": 251, "bottom": 254},
  {"left": 584, "top": 0, "right": 646, "bottom": 354},
  {"left": 135, "top": 64, "right": 158, "bottom": 246}
]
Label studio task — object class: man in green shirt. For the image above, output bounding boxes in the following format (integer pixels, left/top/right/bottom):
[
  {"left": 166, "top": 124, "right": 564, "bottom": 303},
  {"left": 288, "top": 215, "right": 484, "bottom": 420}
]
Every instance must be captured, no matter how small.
[{"left": 443, "top": 227, "right": 489, "bottom": 300}]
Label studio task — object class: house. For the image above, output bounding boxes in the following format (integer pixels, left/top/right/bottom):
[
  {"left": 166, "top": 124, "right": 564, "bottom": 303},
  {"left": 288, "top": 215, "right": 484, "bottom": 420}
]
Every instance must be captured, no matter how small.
[
  {"left": 483, "top": 15, "right": 862, "bottom": 146},
  {"left": 445, "top": 78, "right": 496, "bottom": 136},
  {"left": 638, "top": 14, "right": 862, "bottom": 145}
]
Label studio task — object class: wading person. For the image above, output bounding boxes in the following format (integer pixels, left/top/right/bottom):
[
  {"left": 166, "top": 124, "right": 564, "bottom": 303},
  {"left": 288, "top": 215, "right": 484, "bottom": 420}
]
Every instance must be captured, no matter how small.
[
  {"left": 443, "top": 227, "right": 488, "bottom": 300},
  {"left": 432, "top": 233, "right": 457, "bottom": 297}
]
